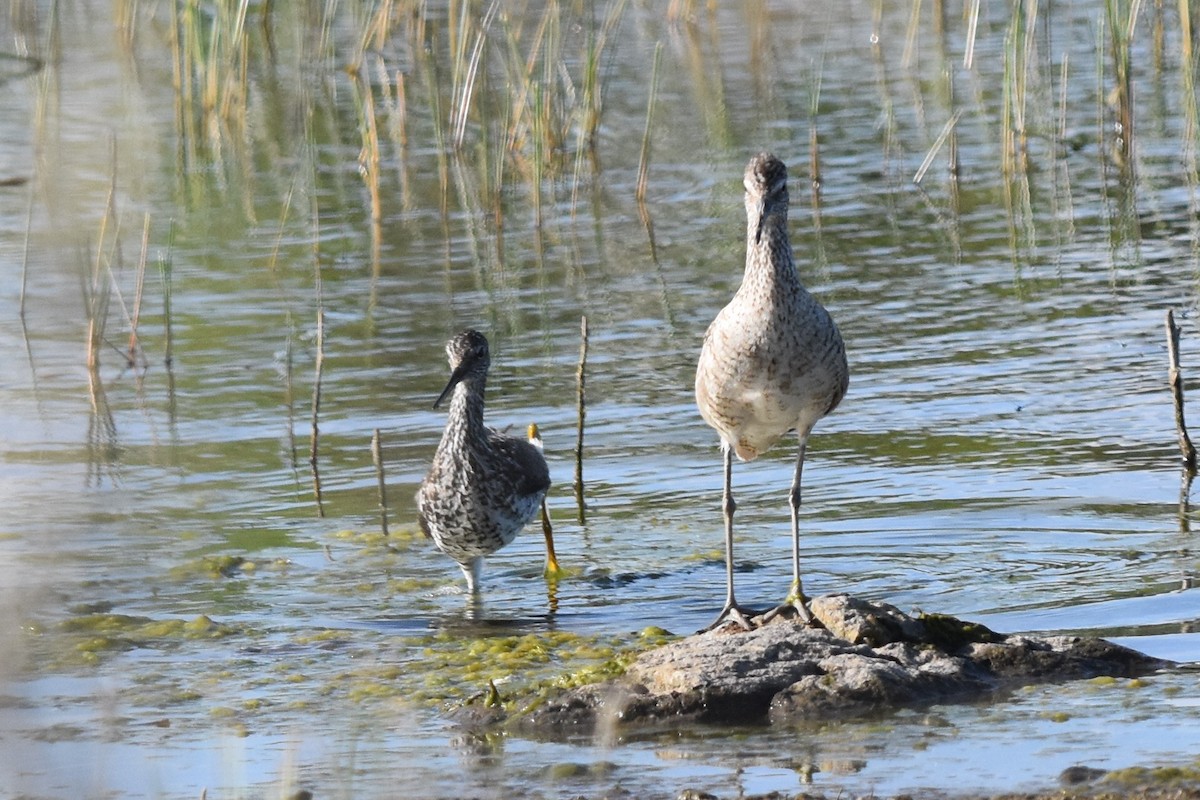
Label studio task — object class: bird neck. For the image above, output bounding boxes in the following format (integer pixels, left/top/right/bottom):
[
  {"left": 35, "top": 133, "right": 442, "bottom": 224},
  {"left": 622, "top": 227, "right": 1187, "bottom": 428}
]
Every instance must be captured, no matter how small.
[
  {"left": 744, "top": 213, "right": 799, "bottom": 290},
  {"left": 444, "top": 376, "right": 488, "bottom": 444}
]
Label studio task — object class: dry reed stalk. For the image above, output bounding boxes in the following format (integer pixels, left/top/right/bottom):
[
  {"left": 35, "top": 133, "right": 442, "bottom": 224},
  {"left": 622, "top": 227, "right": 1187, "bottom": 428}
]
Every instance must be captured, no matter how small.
[
  {"left": 362, "top": 0, "right": 395, "bottom": 54},
  {"left": 666, "top": 0, "right": 696, "bottom": 24},
  {"left": 173, "top": 0, "right": 197, "bottom": 170},
  {"left": 574, "top": 315, "right": 588, "bottom": 524},
  {"left": 282, "top": 316, "right": 297, "bottom": 468},
  {"left": 1054, "top": 55, "right": 1077, "bottom": 243},
  {"left": 127, "top": 213, "right": 150, "bottom": 370},
  {"left": 901, "top": 0, "right": 922, "bottom": 70},
  {"left": 19, "top": 178, "right": 35, "bottom": 375},
  {"left": 395, "top": 68, "right": 409, "bottom": 150},
  {"left": 635, "top": 41, "right": 663, "bottom": 207},
  {"left": 963, "top": 0, "right": 980, "bottom": 69},
  {"left": 353, "top": 67, "right": 384, "bottom": 278},
  {"left": 808, "top": 56, "right": 826, "bottom": 227},
  {"left": 20, "top": 179, "right": 32, "bottom": 322},
  {"left": 1166, "top": 310, "right": 1197, "bottom": 476},
  {"left": 159, "top": 220, "right": 175, "bottom": 367},
  {"left": 115, "top": 0, "right": 136, "bottom": 53},
  {"left": 530, "top": 82, "right": 546, "bottom": 228},
  {"left": 1106, "top": 0, "right": 1137, "bottom": 174},
  {"left": 1181, "top": 0, "right": 1194, "bottom": 65},
  {"left": 310, "top": 307, "right": 326, "bottom": 517},
  {"left": 267, "top": 180, "right": 296, "bottom": 274},
  {"left": 87, "top": 143, "right": 121, "bottom": 373},
  {"left": 1179, "top": 0, "right": 1200, "bottom": 272},
  {"left": 913, "top": 109, "right": 962, "bottom": 184},
  {"left": 371, "top": 428, "right": 389, "bottom": 537},
  {"left": 500, "top": 4, "right": 554, "bottom": 157}
]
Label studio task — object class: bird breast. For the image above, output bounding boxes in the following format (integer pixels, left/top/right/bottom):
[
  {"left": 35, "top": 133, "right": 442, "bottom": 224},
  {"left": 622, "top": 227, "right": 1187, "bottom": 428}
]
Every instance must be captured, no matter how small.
[{"left": 696, "top": 294, "right": 846, "bottom": 461}]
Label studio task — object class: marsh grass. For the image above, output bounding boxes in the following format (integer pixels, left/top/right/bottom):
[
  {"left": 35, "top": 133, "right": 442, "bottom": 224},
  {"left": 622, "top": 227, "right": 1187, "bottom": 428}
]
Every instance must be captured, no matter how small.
[
  {"left": 1000, "top": 0, "right": 1038, "bottom": 265},
  {"left": 349, "top": 63, "right": 384, "bottom": 278},
  {"left": 173, "top": 0, "right": 253, "bottom": 162}
]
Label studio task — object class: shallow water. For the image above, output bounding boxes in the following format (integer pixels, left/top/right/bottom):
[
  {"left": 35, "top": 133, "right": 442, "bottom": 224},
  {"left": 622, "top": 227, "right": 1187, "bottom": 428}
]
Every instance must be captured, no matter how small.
[{"left": 3, "top": 1, "right": 1200, "bottom": 797}]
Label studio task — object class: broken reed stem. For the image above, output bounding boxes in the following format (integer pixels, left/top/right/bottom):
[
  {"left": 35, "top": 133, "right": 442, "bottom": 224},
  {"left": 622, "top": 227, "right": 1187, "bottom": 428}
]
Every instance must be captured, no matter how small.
[
  {"left": 310, "top": 308, "right": 326, "bottom": 517},
  {"left": 371, "top": 428, "right": 389, "bottom": 536},
  {"left": 913, "top": 109, "right": 963, "bottom": 184},
  {"left": 160, "top": 220, "right": 175, "bottom": 367},
  {"left": 635, "top": 40, "right": 663, "bottom": 206},
  {"left": 574, "top": 314, "right": 588, "bottom": 524},
  {"left": 1166, "top": 310, "right": 1198, "bottom": 476}
]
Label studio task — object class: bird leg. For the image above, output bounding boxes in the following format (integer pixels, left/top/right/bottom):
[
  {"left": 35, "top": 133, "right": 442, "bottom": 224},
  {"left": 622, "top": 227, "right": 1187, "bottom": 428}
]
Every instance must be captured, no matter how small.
[
  {"left": 541, "top": 498, "right": 562, "bottom": 577},
  {"left": 460, "top": 556, "right": 484, "bottom": 596},
  {"left": 700, "top": 444, "right": 758, "bottom": 633},
  {"left": 762, "top": 439, "right": 820, "bottom": 626}
]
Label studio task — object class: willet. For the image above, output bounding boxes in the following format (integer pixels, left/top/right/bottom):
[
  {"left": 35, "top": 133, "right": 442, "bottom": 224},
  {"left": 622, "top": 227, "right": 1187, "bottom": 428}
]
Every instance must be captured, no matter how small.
[
  {"left": 694, "top": 152, "right": 849, "bottom": 631},
  {"left": 417, "top": 330, "right": 553, "bottom": 594}
]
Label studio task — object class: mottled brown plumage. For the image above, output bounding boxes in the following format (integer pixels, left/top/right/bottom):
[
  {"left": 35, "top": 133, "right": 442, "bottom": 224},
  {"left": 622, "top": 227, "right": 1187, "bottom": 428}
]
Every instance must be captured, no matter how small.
[
  {"left": 417, "top": 330, "right": 551, "bottom": 594},
  {"left": 695, "top": 152, "right": 849, "bottom": 631}
]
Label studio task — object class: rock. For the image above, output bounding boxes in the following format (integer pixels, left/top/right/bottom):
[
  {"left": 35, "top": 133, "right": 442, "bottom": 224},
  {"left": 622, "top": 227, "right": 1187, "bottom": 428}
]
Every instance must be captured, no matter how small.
[
  {"left": 1060, "top": 765, "right": 1109, "bottom": 785},
  {"left": 808, "top": 594, "right": 928, "bottom": 645},
  {"left": 514, "top": 594, "right": 1169, "bottom": 733}
]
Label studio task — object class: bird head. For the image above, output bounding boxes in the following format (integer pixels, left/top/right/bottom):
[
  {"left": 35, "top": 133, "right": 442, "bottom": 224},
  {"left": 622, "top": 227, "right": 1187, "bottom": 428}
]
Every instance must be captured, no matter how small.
[
  {"left": 433, "top": 329, "right": 491, "bottom": 409},
  {"left": 744, "top": 152, "right": 789, "bottom": 244}
]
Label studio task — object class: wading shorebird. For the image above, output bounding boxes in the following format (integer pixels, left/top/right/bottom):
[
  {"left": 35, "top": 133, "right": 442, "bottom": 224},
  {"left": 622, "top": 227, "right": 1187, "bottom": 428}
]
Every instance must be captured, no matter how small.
[
  {"left": 417, "top": 329, "right": 556, "bottom": 594},
  {"left": 694, "top": 152, "right": 849, "bottom": 631}
]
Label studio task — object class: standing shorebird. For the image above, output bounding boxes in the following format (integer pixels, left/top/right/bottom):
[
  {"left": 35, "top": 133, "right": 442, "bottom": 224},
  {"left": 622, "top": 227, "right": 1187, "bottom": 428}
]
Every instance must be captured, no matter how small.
[
  {"left": 417, "top": 330, "right": 554, "bottom": 595},
  {"left": 694, "top": 152, "right": 849, "bottom": 631}
]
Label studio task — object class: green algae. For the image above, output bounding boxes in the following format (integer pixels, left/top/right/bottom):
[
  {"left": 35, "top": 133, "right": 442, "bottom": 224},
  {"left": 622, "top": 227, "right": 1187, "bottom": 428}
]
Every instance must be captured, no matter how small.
[
  {"left": 918, "top": 612, "right": 1003, "bottom": 649},
  {"left": 183, "top": 555, "right": 246, "bottom": 579},
  {"left": 1104, "top": 761, "right": 1200, "bottom": 787},
  {"left": 48, "top": 612, "right": 238, "bottom": 666},
  {"left": 23, "top": 526, "right": 682, "bottom": 738}
]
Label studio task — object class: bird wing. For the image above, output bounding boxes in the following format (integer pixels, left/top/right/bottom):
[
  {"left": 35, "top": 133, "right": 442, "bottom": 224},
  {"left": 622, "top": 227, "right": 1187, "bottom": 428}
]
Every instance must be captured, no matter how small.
[{"left": 486, "top": 428, "right": 551, "bottom": 497}]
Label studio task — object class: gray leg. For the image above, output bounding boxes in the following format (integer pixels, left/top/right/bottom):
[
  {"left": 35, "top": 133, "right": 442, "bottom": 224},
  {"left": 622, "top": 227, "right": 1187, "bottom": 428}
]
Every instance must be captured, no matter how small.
[
  {"left": 460, "top": 556, "right": 484, "bottom": 595},
  {"left": 700, "top": 443, "right": 755, "bottom": 632},
  {"left": 764, "top": 436, "right": 817, "bottom": 625}
]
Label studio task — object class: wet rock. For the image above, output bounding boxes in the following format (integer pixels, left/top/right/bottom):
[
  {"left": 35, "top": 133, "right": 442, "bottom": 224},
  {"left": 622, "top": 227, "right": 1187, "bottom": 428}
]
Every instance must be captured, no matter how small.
[
  {"left": 808, "top": 594, "right": 929, "bottom": 645},
  {"left": 516, "top": 594, "right": 1169, "bottom": 733},
  {"left": 1060, "top": 765, "right": 1109, "bottom": 785}
]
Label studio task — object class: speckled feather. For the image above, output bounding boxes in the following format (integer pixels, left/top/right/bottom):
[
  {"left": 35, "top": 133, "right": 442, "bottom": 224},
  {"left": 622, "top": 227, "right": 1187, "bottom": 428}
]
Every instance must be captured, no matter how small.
[
  {"left": 417, "top": 330, "right": 550, "bottom": 592},
  {"left": 695, "top": 153, "right": 848, "bottom": 461}
]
